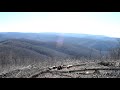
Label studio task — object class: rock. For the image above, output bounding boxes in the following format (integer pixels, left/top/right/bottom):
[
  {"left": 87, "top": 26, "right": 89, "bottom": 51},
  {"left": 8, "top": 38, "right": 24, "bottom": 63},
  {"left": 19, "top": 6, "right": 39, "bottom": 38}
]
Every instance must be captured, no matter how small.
[
  {"left": 52, "top": 66, "right": 57, "bottom": 69},
  {"left": 94, "top": 70, "right": 100, "bottom": 74},
  {"left": 98, "top": 61, "right": 114, "bottom": 66},
  {"left": 85, "top": 71, "right": 89, "bottom": 74},
  {"left": 66, "top": 65, "right": 73, "bottom": 68},
  {"left": 115, "top": 62, "right": 120, "bottom": 67},
  {"left": 57, "top": 66, "right": 63, "bottom": 70}
]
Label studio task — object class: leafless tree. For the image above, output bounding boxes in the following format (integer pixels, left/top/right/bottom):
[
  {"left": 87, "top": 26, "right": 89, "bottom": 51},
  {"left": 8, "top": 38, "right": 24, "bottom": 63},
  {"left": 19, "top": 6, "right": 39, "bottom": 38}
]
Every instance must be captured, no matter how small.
[
  {"left": 88, "top": 49, "right": 93, "bottom": 60},
  {"left": 99, "top": 48, "right": 103, "bottom": 60},
  {"left": 109, "top": 38, "right": 120, "bottom": 60}
]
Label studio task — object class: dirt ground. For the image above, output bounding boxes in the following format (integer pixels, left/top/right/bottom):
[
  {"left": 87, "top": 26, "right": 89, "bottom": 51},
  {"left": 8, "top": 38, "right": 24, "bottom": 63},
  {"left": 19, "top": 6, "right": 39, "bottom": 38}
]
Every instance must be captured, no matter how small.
[{"left": 1, "top": 60, "right": 120, "bottom": 78}]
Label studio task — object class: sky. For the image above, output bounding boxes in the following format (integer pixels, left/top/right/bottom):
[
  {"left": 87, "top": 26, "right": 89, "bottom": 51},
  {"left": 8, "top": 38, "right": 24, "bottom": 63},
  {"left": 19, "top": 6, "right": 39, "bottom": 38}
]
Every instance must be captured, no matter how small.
[{"left": 0, "top": 12, "right": 120, "bottom": 38}]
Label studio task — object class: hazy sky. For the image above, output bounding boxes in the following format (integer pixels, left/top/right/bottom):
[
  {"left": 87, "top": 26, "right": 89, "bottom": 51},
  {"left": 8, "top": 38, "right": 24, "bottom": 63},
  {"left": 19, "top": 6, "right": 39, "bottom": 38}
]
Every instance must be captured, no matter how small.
[{"left": 0, "top": 12, "right": 120, "bottom": 37}]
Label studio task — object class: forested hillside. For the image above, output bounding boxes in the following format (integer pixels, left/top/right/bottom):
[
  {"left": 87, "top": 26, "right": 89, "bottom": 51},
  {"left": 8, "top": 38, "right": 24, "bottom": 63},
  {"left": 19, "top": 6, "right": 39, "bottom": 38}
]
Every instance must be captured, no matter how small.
[{"left": 0, "top": 32, "right": 119, "bottom": 73}]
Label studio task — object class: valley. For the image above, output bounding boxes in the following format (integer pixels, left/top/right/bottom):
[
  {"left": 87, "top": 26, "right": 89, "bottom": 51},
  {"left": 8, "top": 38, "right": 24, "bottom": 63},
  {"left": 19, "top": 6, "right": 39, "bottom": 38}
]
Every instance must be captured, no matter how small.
[{"left": 0, "top": 32, "right": 120, "bottom": 78}]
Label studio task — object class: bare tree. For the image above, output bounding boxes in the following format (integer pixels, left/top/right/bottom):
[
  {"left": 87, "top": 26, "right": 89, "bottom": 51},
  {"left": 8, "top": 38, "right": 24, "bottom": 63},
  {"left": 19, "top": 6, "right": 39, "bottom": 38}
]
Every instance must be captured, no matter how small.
[
  {"left": 89, "top": 49, "right": 93, "bottom": 60},
  {"left": 109, "top": 38, "right": 120, "bottom": 60},
  {"left": 99, "top": 47, "right": 103, "bottom": 60}
]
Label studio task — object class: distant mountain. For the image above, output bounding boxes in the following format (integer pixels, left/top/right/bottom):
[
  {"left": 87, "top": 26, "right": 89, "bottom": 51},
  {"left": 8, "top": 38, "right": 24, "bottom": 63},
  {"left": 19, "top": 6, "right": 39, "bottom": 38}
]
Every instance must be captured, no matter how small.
[
  {"left": 0, "top": 38, "right": 102, "bottom": 68},
  {"left": 0, "top": 32, "right": 120, "bottom": 69},
  {"left": 0, "top": 32, "right": 119, "bottom": 51}
]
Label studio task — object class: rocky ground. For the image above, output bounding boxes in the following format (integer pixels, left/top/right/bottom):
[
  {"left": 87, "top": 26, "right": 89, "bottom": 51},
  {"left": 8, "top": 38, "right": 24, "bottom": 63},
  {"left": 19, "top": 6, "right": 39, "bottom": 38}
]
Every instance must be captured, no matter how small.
[{"left": 1, "top": 60, "right": 120, "bottom": 78}]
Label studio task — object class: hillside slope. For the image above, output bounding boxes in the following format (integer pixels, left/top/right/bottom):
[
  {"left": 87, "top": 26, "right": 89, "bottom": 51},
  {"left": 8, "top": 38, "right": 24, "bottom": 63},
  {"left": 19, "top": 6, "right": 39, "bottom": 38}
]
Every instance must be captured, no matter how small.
[{"left": 0, "top": 32, "right": 119, "bottom": 73}]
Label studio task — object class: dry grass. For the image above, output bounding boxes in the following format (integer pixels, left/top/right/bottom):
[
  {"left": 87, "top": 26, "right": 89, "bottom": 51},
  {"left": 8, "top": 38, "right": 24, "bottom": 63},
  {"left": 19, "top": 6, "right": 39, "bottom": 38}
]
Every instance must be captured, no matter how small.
[{"left": 0, "top": 58, "right": 120, "bottom": 78}]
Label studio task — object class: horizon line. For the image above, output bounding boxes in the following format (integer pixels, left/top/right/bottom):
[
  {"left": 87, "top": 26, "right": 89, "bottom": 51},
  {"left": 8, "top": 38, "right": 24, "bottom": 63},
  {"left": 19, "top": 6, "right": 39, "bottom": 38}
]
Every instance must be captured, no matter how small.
[{"left": 0, "top": 31, "right": 119, "bottom": 38}]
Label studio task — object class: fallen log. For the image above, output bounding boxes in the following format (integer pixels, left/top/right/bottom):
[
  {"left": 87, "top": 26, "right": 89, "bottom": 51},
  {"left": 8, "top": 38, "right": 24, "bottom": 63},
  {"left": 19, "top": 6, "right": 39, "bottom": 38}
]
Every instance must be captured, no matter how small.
[
  {"left": 67, "top": 63, "right": 86, "bottom": 68},
  {"left": 54, "top": 67, "right": 120, "bottom": 73}
]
